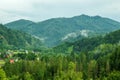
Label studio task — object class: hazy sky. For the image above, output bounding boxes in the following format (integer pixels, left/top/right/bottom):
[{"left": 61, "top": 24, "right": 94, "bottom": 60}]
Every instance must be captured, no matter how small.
[{"left": 0, "top": 0, "right": 120, "bottom": 23}]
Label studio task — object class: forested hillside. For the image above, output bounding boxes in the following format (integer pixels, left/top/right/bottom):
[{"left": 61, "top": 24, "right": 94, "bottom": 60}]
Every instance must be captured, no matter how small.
[
  {"left": 1, "top": 0, "right": 120, "bottom": 79},
  {"left": 53, "top": 29, "right": 120, "bottom": 54},
  {"left": 0, "top": 24, "right": 43, "bottom": 50},
  {"left": 5, "top": 15, "right": 120, "bottom": 47},
  {"left": 0, "top": 28, "right": 120, "bottom": 80},
  {"left": 73, "top": 29, "right": 120, "bottom": 53}
]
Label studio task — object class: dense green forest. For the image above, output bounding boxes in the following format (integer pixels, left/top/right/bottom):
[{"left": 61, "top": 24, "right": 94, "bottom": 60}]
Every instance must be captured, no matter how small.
[
  {"left": 5, "top": 15, "right": 120, "bottom": 47},
  {"left": 0, "top": 27, "right": 120, "bottom": 80},
  {"left": 0, "top": 24, "right": 43, "bottom": 50}
]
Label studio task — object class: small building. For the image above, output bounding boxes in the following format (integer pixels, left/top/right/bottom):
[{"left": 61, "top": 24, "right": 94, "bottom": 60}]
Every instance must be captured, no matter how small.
[{"left": 10, "top": 59, "right": 14, "bottom": 64}]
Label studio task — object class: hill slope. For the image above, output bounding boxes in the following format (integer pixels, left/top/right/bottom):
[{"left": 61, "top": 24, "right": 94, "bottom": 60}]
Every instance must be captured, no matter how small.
[
  {"left": 52, "top": 29, "right": 120, "bottom": 54},
  {"left": 73, "top": 29, "right": 120, "bottom": 53},
  {"left": 0, "top": 24, "right": 42, "bottom": 50},
  {"left": 5, "top": 14, "right": 120, "bottom": 47}
]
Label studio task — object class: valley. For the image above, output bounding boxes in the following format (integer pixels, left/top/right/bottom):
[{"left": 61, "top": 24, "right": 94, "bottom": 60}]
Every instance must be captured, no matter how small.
[{"left": 0, "top": 15, "right": 120, "bottom": 80}]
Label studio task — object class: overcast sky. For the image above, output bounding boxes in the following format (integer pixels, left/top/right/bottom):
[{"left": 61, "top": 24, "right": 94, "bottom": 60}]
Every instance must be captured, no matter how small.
[{"left": 0, "top": 0, "right": 120, "bottom": 23}]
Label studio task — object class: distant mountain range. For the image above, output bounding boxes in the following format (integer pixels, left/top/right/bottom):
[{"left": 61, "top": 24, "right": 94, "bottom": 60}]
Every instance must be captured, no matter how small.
[
  {"left": 5, "top": 14, "right": 120, "bottom": 47},
  {"left": 0, "top": 24, "right": 42, "bottom": 50}
]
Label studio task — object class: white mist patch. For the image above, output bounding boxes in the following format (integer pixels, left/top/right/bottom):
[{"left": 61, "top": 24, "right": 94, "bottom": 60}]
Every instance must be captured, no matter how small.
[
  {"left": 62, "top": 32, "right": 77, "bottom": 41},
  {"left": 62, "top": 30, "right": 90, "bottom": 41},
  {"left": 80, "top": 30, "right": 89, "bottom": 37},
  {"left": 33, "top": 35, "right": 47, "bottom": 42}
]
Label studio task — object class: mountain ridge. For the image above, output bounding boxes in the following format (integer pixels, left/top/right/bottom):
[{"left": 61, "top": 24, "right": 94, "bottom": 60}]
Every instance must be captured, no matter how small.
[{"left": 5, "top": 14, "right": 120, "bottom": 47}]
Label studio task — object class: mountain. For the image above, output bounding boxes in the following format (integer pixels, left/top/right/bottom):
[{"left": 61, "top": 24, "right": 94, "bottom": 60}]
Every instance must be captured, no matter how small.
[
  {"left": 52, "top": 29, "right": 120, "bottom": 54},
  {"left": 0, "top": 24, "right": 43, "bottom": 50},
  {"left": 5, "top": 19, "right": 36, "bottom": 32},
  {"left": 73, "top": 29, "right": 120, "bottom": 53},
  {"left": 5, "top": 14, "right": 120, "bottom": 47}
]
